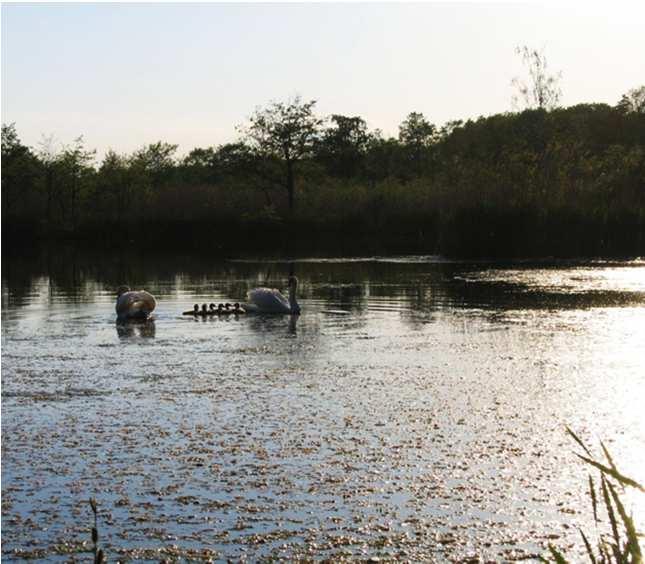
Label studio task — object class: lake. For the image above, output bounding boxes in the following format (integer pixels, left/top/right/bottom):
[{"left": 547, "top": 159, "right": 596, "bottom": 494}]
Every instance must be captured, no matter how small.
[{"left": 2, "top": 250, "right": 644, "bottom": 561}]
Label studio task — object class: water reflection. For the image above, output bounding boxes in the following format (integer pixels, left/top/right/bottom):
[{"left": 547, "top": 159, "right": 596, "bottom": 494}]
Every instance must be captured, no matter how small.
[
  {"left": 288, "top": 314, "right": 298, "bottom": 335},
  {"left": 116, "top": 318, "right": 156, "bottom": 339},
  {"left": 2, "top": 248, "right": 645, "bottom": 561},
  {"left": 5, "top": 249, "right": 644, "bottom": 318},
  {"left": 243, "top": 312, "right": 300, "bottom": 336}
]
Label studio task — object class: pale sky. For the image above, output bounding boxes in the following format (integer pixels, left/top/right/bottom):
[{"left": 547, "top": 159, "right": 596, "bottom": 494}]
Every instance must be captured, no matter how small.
[{"left": 2, "top": 2, "right": 644, "bottom": 160}]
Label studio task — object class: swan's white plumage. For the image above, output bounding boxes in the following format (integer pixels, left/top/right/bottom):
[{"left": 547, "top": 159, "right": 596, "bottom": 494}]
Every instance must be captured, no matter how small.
[
  {"left": 243, "top": 277, "right": 300, "bottom": 314},
  {"left": 245, "top": 288, "right": 291, "bottom": 313},
  {"left": 116, "top": 288, "right": 156, "bottom": 320}
]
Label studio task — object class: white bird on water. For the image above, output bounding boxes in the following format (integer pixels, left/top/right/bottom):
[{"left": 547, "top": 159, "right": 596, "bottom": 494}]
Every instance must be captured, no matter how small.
[
  {"left": 115, "top": 285, "right": 156, "bottom": 320},
  {"left": 243, "top": 276, "right": 301, "bottom": 314}
]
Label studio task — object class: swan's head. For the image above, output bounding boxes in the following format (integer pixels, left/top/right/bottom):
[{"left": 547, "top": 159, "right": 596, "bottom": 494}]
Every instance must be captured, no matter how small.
[
  {"left": 217, "top": 303, "right": 224, "bottom": 311},
  {"left": 116, "top": 285, "right": 131, "bottom": 297},
  {"left": 209, "top": 303, "right": 217, "bottom": 310},
  {"left": 201, "top": 303, "right": 208, "bottom": 312},
  {"left": 193, "top": 304, "right": 199, "bottom": 312}
]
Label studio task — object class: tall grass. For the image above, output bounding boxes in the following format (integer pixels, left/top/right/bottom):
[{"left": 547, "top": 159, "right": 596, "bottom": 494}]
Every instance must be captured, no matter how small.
[
  {"left": 89, "top": 498, "right": 105, "bottom": 564},
  {"left": 544, "top": 428, "right": 644, "bottom": 563}
]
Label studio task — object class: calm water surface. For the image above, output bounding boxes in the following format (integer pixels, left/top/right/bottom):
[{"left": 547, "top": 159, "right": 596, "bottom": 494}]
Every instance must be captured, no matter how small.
[{"left": 2, "top": 251, "right": 644, "bottom": 561}]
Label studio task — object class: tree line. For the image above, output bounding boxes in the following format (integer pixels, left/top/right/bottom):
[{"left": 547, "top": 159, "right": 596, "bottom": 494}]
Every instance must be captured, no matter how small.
[{"left": 2, "top": 85, "right": 644, "bottom": 258}]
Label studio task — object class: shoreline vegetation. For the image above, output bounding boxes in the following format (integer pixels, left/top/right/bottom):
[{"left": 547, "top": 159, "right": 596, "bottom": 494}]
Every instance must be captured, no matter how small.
[{"left": 3, "top": 88, "right": 644, "bottom": 259}]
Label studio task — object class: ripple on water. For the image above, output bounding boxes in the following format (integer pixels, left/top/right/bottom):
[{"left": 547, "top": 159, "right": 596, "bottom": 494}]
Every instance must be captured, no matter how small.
[{"left": 2, "top": 257, "right": 644, "bottom": 561}]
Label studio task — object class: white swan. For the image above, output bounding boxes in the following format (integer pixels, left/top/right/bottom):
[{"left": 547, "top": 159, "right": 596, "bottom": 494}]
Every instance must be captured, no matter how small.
[
  {"left": 116, "top": 285, "right": 156, "bottom": 320},
  {"left": 243, "top": 276, "right": 301, "bottom": 314}
]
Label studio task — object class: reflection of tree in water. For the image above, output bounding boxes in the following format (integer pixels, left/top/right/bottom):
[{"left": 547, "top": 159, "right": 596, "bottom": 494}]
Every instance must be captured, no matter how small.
[
  {"left": 325, "top": 283, "right": 367, "bottom": 312},
  {"left": 2, "top": 248, "right": 49, "bottom": 307},
  {"left": 7, "top": 250, "right": 641, "bottom": 325},
  {"left": 397, "top": 284, "right": 440, "bottom": 329},
  {"left": 288, "top": 314, "right": 298, "bottom": 335},
  {"left": 2, "top": 248, "right": 398, "bottom": 306},
  {"left": 116, "top": 319, "right": 156, "bottom": 339},
  {"left": 2, "top": 245, "right": 143, "bottom": 306}
]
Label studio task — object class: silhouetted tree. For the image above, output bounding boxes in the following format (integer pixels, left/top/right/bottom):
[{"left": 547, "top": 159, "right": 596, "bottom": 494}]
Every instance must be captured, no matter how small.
[
  {"left": 97, "top": 150, "right": 132, "bottom": 223},
  {"left": 180, "top": 147, "right": 218, "bottom": 185},
  {"left": 617, "top": 85, "right": 645, "bottom": 114},
  {"left": 1, "top": 123, "right": 42, "bottom": 221},
  {"left": 399, "top": 112, "right": 436, "bottom": 176},
  {"left": 214, "top": 142, "right": 255, "bottom": 176},
  {"left": 3, "top": 97, "right": 645, "bottom": 258},
  {"left": 132, "top": 141, "right": 178, "bottom": 189},
  {"left": 437, "top": 120, "right": 463, "bottom": 140},
  {"left": 315, "top": 114, "right": 370, "bottom": 178},
  {"left": 212, "top": 142, "right": 280, "bottom": 207},
  {"left": 511, "top": 46, "right": 562, "bottom": 111},
  {"left": 58, "top": 136, "right": 96, "bottom": 230},
  {"left": 126, "top": 142, "right": 178, "bottom": 221},
  {"left": 240, "top": 96, "right": 323, "bottom": 213},
  {"left": 364, "top": 133, "right": 406, "bottom": 185},
  {"left": 36, "top": 134, "right": 62, "bottom": 226}
]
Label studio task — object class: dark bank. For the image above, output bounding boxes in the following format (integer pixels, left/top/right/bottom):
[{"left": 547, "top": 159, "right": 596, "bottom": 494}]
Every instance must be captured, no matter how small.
[{"left": 3, "top": 99, "right": 645, "bottom": 259}]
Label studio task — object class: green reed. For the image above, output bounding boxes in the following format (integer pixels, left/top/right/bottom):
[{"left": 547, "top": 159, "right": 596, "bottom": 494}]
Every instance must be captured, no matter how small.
[
  {"left": 89, "top": 498, "right": 106, "bottom": 564},
  {"left": 544, "top": 428, "right": 644, "bottom": 563}
]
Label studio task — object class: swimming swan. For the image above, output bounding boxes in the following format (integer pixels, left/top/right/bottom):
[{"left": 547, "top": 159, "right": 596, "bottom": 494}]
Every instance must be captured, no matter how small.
[
  {"left": 116, "top": 286, "right": 156, "bottom": 320},
  {"left": 243, "top": 276, "right": 301, "bottom": 314}
]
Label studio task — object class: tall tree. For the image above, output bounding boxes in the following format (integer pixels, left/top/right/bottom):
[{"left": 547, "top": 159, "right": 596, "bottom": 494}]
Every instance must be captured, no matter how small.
[
  {"left": 98, "top": 150, "right": 131, "bottom": 223},
  {"left": 180, "top": 147, "right": 218, "bottom": 185},
  {"left": 131, "top": 141, "right": 178, "bottom": 189},
  {"left": 216, "top": 142, "right": 281, "bottom": 208},
  {"left": 364, "top": 132, "right": 406, "bottom": 186},
  {"left": 36, "top": 134, "right": 62, "bottom": 225},
  {"left": 511, "top": 46, "right": 562, "bottom": 111},
  {"left": 240, "top": 96, "right": 323, "bottom": 213},
  {"left": 128, "top": 142, "right": 178, "bottom": 220},
  {"left": 399, "top": 112, "right": 436, "bottom": 176},
  {"left": 315, "top": 114, "right": 370, "bottom": 178},
  {"left": 616, "top": 85, "right": 645, "bottom": 114},
  {"left": 59, "top": 136, "right": 96, "bottom": 230},
  {"left": 1, "top": 123, "right": 41, "bottom": 220}
]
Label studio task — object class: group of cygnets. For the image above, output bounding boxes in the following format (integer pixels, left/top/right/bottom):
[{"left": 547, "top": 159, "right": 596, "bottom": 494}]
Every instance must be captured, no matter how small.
[
  {"left": 183, "top": 303, "right": 246, "bottom": 316},
  {"left": 116, "top": 275, "right": 301, "bottom": 321}
]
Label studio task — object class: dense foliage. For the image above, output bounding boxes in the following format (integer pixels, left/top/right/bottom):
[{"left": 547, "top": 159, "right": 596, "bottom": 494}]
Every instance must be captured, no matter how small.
[{"left": 2, "top": 91, "right": 644, "bottom": 257}]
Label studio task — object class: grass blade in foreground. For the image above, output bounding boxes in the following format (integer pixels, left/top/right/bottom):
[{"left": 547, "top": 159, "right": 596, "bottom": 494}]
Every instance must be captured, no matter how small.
[{"left": 544, "top": 429, "right": 643, "bottom": 563}]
